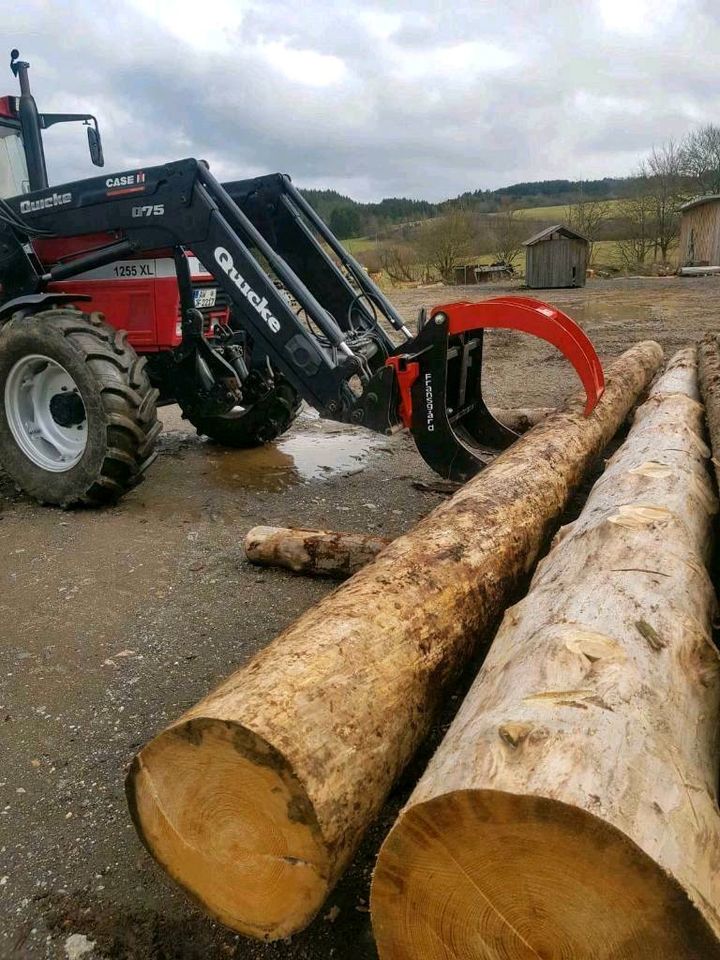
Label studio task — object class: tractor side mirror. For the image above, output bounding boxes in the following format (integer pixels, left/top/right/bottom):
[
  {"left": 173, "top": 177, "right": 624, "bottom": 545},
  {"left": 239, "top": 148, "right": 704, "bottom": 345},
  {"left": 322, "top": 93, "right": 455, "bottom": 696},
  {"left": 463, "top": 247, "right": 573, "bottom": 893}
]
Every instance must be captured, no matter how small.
[{"left": 87, "top": 125, "right": 104, "bottom": 167}]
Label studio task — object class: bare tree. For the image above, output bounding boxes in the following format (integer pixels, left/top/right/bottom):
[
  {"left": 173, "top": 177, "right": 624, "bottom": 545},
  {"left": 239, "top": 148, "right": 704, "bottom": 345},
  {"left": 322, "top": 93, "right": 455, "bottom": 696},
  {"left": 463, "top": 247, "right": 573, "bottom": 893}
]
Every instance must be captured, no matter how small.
[
  {"left": 378, "top": 243, "right": 418, "bottom": 284},
  {"left": 642, "top": 140, "right": 685, "bottom": 262},
  {"left": 681, "top": 124, "right": 720, "bottom": 194},
  {"left": 616, "top": 190, "right": 656, "bottom": 270},
  {"left": 489, "top": 206, "right": 524, "bottom": 266},
  {"left": 415, "top": 212, "right": 475, "bottom": 282},
  {"left": 566, "top": 197, "right": 611, "bottom": 263}
]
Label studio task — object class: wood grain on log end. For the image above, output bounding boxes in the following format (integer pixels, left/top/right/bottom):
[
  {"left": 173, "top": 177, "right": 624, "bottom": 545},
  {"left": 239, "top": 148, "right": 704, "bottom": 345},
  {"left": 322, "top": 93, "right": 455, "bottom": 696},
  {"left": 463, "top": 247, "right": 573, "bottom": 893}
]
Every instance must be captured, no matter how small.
[
  {"left": 372, "top": 790, "right": 720, "bottom": 959},
  {"left": 126, "top": 719, "right": 329, "bottom": 941}
]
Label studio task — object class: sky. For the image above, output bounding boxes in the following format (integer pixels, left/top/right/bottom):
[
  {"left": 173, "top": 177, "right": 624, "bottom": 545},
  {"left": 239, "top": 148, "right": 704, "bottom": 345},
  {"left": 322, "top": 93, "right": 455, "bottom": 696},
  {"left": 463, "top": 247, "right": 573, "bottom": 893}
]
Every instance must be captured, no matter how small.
[{"left": 8, "top": 0, "right": 719, "bottom": 202}]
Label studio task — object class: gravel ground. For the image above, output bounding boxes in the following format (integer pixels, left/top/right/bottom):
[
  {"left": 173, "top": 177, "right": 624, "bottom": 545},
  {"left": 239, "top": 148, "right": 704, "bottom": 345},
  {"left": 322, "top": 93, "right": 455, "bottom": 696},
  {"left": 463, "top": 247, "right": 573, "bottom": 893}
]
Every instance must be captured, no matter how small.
[{"left": 2, "top": 276, "right": 719, "bottom": 960}]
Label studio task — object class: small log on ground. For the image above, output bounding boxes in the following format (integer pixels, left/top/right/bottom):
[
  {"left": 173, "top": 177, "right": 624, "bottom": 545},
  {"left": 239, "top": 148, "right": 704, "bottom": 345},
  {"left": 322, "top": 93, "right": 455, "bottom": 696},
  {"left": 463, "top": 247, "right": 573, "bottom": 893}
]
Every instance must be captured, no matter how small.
[
  {"left": 126, "top": 341, "right": 662, "bottom": 942},
  {"left": 244, "top": 526, "right": 391, "bottom": 579},
  {"left": 371, "top": 348, "right": 720, "bottom": 959},
  {"left": 699, "top": 332, "right": 720, "bottom": 488}
]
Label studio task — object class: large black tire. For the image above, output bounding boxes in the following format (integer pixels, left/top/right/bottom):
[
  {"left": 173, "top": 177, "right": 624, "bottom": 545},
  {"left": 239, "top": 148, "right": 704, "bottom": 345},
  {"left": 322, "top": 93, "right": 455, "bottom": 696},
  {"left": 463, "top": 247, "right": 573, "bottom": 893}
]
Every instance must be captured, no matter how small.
[
  {"left": 0, "top": 307, "right": 161, "bottom": 507},
  {"left": 182, "top": 377, "right": 301, "bottom": 447}
]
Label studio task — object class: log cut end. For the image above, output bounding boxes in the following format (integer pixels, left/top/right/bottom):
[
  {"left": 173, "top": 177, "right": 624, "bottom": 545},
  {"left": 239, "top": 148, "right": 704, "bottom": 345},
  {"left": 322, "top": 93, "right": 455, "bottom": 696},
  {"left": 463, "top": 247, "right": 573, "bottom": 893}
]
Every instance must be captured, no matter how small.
[
  {"left": 126, "top": 718, "right": 330, "bottom": 940},
  {"left": 371, "top": 790, "right": 720, "bottom": 960}
]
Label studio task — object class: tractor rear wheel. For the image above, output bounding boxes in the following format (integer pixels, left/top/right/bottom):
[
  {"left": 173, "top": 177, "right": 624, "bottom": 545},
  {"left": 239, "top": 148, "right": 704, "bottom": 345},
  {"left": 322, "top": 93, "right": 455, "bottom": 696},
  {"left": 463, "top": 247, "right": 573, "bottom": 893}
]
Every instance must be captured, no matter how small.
[
  {"left": 182, "top": 377, "right": 301, "bottom": 447},
  {"left": 0, "top": 307, "right": 161, "bottom": 507}
]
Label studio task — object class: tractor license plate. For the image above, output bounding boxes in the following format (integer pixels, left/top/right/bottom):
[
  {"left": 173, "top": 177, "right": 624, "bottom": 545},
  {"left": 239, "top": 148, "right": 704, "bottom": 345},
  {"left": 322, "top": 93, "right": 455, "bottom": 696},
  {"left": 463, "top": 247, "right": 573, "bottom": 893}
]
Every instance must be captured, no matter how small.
[{"left": 194, "top": 288, "right": 217, "bottom": 308}]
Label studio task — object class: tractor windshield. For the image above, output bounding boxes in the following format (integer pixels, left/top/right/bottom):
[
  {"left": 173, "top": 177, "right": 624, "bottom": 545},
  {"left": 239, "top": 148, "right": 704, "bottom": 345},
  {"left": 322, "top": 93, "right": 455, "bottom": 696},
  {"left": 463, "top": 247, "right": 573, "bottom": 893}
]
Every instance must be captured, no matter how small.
[{"left": 0, "top": 126, "right": 29, "bottom": 198}]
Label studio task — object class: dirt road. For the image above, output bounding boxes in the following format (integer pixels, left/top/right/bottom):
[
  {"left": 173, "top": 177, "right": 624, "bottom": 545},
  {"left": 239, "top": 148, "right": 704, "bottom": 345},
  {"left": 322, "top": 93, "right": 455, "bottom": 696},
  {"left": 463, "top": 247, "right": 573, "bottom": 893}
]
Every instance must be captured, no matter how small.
[{"left": 1, "top": 276, "right": 718, "bottom": 960}]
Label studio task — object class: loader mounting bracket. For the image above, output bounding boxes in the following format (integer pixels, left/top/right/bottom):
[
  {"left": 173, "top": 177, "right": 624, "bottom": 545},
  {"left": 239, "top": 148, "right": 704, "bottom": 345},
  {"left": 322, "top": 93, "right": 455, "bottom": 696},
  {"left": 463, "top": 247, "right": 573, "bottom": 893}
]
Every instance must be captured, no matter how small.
[{"left": 386, "top": 296, "right": 605, "bottom": 483}]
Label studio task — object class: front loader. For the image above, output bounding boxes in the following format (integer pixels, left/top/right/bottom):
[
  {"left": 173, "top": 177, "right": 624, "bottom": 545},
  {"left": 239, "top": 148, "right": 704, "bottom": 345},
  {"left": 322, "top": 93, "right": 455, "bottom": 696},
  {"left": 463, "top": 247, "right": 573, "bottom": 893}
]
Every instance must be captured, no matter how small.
[{"left": 0, "top": 51, "right": 604, "bottom": 507}]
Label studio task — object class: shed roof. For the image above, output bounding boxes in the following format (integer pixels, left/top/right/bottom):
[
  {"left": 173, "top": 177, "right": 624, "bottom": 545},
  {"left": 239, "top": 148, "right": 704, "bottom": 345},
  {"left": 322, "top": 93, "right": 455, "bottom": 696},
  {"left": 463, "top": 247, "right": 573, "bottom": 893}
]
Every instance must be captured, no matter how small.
[
  {"left": 679, "top": 195, "right": 720, "bottom": 212},
  {"left": 522, "top": 223, "right": 589, "bottom": 247}
]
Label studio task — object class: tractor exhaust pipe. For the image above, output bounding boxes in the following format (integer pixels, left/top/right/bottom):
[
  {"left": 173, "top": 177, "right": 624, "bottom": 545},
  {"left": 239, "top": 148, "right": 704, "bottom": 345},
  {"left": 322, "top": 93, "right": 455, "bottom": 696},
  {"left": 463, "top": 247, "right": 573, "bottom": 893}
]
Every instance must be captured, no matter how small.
[{"left": 10, "top": 49, "right": 48, "bottom": 192}]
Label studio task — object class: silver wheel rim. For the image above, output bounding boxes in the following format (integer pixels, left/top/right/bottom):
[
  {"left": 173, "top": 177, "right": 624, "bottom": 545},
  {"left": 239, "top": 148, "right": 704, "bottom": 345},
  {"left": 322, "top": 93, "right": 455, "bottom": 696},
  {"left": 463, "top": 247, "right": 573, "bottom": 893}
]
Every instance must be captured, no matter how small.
[{"left": 5, "top": 354, "right": 88, "bottom": 472}]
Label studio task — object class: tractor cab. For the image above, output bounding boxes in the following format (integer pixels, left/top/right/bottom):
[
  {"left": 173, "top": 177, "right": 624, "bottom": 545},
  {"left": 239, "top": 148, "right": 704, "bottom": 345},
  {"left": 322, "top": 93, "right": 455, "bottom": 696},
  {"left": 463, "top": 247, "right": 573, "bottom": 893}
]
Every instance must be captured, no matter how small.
[{"left": 0, "top": 49, "right": 103, "bottom": 199}]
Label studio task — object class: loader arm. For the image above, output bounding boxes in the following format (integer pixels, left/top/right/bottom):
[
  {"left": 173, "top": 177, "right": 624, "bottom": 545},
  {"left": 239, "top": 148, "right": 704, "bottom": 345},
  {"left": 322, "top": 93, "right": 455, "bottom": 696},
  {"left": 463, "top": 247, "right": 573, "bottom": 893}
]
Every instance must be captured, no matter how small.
[
  {"left": 1, "top": 157, "right": 604, "bottom": 482},
  {"left": 2, "top": 159, "right": 390, "bottom": 419}
]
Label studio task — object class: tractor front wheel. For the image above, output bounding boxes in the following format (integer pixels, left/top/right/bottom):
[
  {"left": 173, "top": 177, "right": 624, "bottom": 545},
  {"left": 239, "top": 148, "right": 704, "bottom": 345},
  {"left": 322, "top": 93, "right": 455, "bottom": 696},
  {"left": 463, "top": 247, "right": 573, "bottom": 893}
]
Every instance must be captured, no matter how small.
[
  {"left": 182, "top": 377, "right": 301, "bottom": 447},
  {"left": 0, "top": 307, "right": 161, "bottom": 507}
]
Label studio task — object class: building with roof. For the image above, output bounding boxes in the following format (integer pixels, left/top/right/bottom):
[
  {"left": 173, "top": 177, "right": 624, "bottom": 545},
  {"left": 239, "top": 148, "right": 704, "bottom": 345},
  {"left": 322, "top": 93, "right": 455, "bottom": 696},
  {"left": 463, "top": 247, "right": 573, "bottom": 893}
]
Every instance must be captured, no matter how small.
[
  {"left": 678, "top": 196, "right": 720, "bottom": 267},
  {"left": 523, "top": 224, "right": 588, "bottom": 289}
]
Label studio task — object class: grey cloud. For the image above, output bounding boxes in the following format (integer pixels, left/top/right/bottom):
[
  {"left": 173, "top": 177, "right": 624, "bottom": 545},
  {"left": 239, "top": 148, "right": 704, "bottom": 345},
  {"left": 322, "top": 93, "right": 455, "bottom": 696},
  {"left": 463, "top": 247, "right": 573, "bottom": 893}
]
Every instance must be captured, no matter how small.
[{"left": 8, "top": 0, "right": 720, "bottom": 201}]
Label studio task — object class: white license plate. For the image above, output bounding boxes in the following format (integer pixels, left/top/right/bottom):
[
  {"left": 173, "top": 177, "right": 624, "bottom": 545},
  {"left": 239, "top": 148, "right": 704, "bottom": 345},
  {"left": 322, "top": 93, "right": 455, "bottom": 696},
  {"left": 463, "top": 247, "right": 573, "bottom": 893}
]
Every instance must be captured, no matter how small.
[{"left": 194, "top": 288, "right": 217, "bottom": 308}]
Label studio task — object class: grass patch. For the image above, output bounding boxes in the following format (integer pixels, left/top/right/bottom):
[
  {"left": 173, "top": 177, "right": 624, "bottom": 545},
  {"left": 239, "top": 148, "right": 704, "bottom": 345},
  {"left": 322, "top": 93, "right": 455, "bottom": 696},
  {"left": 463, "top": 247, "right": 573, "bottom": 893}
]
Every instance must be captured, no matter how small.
[
  {"left": 513, "top": 199, "right": 624, "bottom": 221},
  {"left": 591, "top": 240, "right": 624, "bottom": 269},
  {"left": 344, "top": 236, "right": 377, "bottom": 255}
]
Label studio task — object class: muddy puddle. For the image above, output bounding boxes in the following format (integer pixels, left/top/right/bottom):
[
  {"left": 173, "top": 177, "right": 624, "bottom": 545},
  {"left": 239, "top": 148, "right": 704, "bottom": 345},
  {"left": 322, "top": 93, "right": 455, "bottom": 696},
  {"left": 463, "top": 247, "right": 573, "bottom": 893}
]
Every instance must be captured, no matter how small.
[
  {"left": 556, "top": 298, "right": 655, "bottom": 328},
  {"left": 205, "top": 425, "right": 387, "bottom": 491}
]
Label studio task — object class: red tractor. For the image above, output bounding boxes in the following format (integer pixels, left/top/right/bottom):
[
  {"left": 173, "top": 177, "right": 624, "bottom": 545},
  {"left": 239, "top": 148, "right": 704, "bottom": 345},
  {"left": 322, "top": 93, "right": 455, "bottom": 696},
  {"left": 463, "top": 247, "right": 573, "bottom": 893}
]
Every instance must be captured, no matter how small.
[{"left": 0, "top": 50, "right": 604, "bottom": 506}]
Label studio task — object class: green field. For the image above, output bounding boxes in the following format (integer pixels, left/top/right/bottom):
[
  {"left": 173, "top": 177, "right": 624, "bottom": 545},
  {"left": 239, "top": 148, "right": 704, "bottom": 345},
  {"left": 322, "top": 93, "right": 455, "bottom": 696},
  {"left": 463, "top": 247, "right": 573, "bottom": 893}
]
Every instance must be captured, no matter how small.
[
  {"left": 591, "top": 239, "right": 624, "bottom": 269},
  {"left": 514, "top": 199, "right": 623, "bottom": 221},
  {"left": 344, "top": 236, "right": 377, "bottom": 255},
  {"left": 340, "top": 209, "right": 629, "bottom": 279},
  {"left": 345, "top": 199, "right": 626, "bottom": 251},
  {"left": 347, "top": 236, "right": 623, "bottom": 271}
]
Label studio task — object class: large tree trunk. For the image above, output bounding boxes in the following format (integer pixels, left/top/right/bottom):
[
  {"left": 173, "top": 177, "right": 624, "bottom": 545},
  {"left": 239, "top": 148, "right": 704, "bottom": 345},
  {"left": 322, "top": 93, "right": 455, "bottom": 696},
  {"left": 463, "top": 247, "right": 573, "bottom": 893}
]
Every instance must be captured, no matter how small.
[
  {"left": 371, "top": 349, "right": 720, "bottom": 960},
  {"left": 126, "top": 342, "right": 662, "bottom": 942},
  {"left": 699, "top": 332, "right": 720, "bottom": 489}
]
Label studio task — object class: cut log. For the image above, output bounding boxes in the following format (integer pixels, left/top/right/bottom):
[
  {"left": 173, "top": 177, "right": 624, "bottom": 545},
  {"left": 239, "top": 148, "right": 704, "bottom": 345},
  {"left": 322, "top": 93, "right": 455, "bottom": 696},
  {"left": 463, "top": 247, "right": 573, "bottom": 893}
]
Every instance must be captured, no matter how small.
[
  {"left": 126, "top": 341, "right": 662, "bottom": 942},
  {"left": 371, "top": 348, "right": 720, "bottom": 959},
  {"left": 679, "top": 265, "right": 720, "bottom": 276},
  {"left": 699, "top": 332, "right": 720, "bottom": 488},
  {"left": 244, "top": 526, "right": 391, "bottom": 579}
]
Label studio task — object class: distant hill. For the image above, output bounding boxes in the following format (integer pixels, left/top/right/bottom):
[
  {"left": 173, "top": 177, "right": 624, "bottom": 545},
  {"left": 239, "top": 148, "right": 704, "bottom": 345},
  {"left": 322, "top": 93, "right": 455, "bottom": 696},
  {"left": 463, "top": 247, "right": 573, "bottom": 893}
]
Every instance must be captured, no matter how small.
[
  {"left": 301, "top": 188, "right": 436, "bottom": 240},
  {"left": 300, "top": 176, "right": 638, "bottom": 239},
  {"left": 494, "top": 176, "right": 627, "bottom": 201}
]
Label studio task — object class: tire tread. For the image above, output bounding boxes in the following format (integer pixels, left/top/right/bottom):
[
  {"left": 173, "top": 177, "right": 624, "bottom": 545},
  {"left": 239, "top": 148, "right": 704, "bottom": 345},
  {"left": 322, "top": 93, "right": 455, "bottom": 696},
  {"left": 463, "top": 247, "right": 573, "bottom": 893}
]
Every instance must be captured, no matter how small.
[{"left": 0, "top": 307, "right": 160, "bottom": 506}]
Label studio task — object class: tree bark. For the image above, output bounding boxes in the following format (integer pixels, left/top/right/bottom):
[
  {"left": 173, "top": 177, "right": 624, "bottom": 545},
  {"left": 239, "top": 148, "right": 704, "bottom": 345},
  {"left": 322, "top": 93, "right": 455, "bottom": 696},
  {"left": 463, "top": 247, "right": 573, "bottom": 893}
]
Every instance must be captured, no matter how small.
[
  {"left": 492, "top": 406, "right": 553, "bottom": 433},
  {"left": 126, "top": 341, "right": 663, "bottom": 942},
  {"left": 244, "top": 526, "right": 391, "bottom": 579},
  {"left": 699, "top": 332, "right": 720, "bottom": 489},
  {"left": 371, "top": 349, "right": 720, "bottom": 960}
]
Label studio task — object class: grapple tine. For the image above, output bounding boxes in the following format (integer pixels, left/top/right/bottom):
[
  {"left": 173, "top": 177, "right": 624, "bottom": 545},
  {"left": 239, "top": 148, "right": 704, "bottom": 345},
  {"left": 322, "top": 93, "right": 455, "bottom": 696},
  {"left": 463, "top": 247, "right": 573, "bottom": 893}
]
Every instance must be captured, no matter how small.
[
  {"left": 486, "top": 295, "right": 604, "bottom": 406},
  {"left": 385, "top": 296, "right": 605, "bottom": 483},
  {"left": 431, "top": 297, "right": 605, "bottom": 415}
]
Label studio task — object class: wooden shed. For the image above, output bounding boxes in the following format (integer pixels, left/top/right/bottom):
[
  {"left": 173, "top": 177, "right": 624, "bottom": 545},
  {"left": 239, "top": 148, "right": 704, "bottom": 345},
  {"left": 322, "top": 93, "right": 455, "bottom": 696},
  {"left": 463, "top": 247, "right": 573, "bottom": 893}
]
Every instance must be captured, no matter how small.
[
  {"left": 679, "top": 196, "right": 720, "bottom": 266},
  {"left": 523, "top": 224, "right": 588, "bottom": 289}
]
